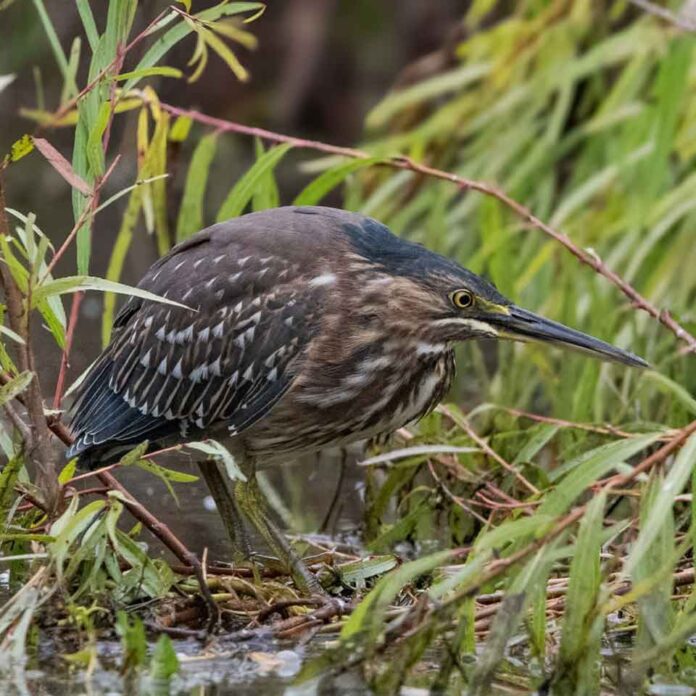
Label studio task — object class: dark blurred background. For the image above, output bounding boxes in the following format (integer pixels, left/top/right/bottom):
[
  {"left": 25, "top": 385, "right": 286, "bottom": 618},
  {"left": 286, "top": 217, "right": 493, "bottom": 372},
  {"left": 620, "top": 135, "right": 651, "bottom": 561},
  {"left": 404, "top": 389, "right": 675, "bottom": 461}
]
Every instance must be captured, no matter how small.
[{"left": 0, "top": 0, "right": 467, "bottom": 556}]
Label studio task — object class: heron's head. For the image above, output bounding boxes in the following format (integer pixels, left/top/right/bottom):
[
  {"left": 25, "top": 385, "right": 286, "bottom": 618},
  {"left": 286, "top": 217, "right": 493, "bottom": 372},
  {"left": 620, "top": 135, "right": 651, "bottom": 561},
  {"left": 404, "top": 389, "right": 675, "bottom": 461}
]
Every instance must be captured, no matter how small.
[{"left": 343, "top": 217, "right": 648, "bottom": 368}]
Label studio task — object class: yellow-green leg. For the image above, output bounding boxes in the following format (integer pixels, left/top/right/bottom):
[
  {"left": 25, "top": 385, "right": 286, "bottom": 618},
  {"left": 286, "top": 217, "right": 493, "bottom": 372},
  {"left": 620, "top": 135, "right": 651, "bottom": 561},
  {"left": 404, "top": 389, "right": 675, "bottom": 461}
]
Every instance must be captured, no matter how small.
[
  {"left": 233, "top": 459, "right": 323, "bottom": 595},
  {"left": 197, "top": 459, "right": 251, "bottom": 562}
]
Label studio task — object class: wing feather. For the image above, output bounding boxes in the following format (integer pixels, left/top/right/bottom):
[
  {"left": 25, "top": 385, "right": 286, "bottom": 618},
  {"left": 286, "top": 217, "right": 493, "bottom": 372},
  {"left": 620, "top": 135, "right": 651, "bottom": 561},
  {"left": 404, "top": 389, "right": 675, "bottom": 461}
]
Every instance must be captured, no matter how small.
[{"left": 68, "top": 230, "right": 324, "bottom": 465}]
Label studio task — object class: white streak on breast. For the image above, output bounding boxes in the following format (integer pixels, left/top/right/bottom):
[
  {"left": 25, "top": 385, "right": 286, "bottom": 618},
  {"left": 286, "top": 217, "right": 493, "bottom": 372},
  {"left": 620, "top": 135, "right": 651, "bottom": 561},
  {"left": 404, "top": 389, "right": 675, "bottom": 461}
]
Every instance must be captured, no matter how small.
[{"left": 308, "top": 273, "right": 337, "bottom": 287}]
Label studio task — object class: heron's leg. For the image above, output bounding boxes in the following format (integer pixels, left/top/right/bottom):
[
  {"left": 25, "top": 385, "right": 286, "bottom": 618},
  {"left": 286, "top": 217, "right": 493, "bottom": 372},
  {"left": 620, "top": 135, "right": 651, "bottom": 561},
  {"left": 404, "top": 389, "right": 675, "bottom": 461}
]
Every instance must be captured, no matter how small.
[
  {"left": 233, "top": 459, "right": 323, "bottom": 595},
  {"left": 196, "top": 459, "right": 252, "bottom": 562}
]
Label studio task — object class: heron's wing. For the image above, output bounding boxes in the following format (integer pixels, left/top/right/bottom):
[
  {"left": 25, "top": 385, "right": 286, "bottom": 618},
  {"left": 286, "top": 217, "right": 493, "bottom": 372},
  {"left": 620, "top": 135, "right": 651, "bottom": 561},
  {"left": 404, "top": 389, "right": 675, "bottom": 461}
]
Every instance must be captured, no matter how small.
[{"left": 67, "top": 229, "right": 323, "bottom": 461}]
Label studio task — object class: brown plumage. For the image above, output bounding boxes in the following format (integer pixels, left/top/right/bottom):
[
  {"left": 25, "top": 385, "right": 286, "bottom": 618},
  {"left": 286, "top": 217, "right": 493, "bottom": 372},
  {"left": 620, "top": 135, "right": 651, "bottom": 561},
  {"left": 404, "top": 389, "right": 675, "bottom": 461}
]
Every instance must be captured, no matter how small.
[{"left": 68, "top": 205, "right": 646, "bottom": 469}]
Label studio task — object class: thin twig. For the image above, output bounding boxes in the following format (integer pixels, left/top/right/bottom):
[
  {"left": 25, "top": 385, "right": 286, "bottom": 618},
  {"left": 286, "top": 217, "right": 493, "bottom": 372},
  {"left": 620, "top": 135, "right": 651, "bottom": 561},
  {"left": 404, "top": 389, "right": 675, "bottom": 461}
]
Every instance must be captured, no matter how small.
[
  {"left": 628, "top": 0, "right": 696, "bottom": 31},
  {"left": 438, "top": 405, "right": 540, "bottom": 496},
  {"left": 155, "top": 103, "right": 696, "bottom": 353}
]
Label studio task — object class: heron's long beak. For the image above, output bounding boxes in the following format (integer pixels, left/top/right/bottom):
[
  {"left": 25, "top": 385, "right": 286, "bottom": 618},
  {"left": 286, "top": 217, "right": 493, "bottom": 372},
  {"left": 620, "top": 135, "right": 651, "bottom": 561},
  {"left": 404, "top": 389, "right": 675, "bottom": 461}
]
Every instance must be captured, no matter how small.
[{"left": 492, "top": 306, "right": 649, "bottom": 368}]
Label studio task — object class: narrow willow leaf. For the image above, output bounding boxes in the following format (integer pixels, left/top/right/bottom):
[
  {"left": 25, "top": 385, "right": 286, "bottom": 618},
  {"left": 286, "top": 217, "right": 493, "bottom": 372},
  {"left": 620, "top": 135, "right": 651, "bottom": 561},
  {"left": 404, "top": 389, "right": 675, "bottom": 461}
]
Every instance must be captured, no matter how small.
[
  {"left": 540, "top": 433, "right": 661, "bottom": 516},
  {"left": 0, "top": 325, "right": 25, "bottom": 344},
  {"left": 217, "top": 143, "right": 293, "bottom": 221},
  {"left": 469, "top": 593, "right": 525, "bottom": 695},
  {"left": 123, "top": 2, "right": 264, "bottom": 93},
  {"left": 186, "top": 440, "right": 247, "bottom": 482},
  {"left": 49, "top": 499, "right": 106, "bottom": 584},
  {"left": 474, "top": 514, "right": 555, "bottom": 554},
  {"left": 60, "top": 36, "right": 81, "bottom": 104},
  {"left": 32, "top": 137, "right": 92, "bottom": 195},
  {"left": 0, "top": 455, "right": 24, "bottom": 532},
  {"left": 293, "top": 157, "right": 383, "bottom": 206},
  {"left": 169, "top": 116, "right": 193, "bottom": 143},
  {"left": 553, "top": 491, "right": 606, "bottom": 691},
  {"left": 341, "top": 549, "right": 452, "bottom": 643},
  {"left": 202, "top": 26, "right": 250, "bottom": 82},
  {"left": 643, "top": 371, "right": 696, "bottom": 416},
  {"left": 101, "top": 180, "right": 145, "bottom": 345},
  {"left": 33, "top": 275, "right": 193, "bottom": 311},
  {"left": 115, "top": 66, "right": 183, "bottom": 81},
  {"left": 149, "top": 634, "right": 179, "bottom": 680},
  {"left": 176, "top": 133, "right": 218, "bottom": 241},
  {"left": 512, "top": 423, "right": 560, "bottom": 465},
  {"left": 30, "top": 0, "right": 76, "bottom": 93},
  {"left": 470, "top": 545, "right": 556, "bottom": 695},
  {"left": 366, "top": 63, "right": 491, "bottom": 128},
  {"left": 0, "top": 371, "right": 33, "bottom": 407},
  {"left": 626, "top": 432, "right": 696, "bottom": 574},
  {"left": 252, "top": 139, "right": 280, "bottom": 211},
  {"left": 338, "top": 555, "right": 398, "bottom": 587},
  {"left": 2, "top": 134, "right": 34, "bottom": 169},
  {"left": 76, "top": 0, "right": 99, "bottom": 51},
  {"left": 0, "top": 74, "right": 15, "bottom": 94}
]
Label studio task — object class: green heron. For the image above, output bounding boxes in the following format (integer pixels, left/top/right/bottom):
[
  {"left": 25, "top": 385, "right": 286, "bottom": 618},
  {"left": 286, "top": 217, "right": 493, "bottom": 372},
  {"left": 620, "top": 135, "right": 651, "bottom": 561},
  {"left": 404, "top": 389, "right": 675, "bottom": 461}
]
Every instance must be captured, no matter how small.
[{"left": 67, "top": 206, "right": 646, "bottom": 590}]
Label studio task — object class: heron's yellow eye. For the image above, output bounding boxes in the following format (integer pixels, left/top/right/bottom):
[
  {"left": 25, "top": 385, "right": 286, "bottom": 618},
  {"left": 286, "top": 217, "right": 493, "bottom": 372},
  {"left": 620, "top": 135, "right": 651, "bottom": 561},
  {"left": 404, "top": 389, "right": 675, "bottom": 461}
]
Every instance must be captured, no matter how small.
[{"left": 452, "top": 289, "right": 474, "bottom": 309}]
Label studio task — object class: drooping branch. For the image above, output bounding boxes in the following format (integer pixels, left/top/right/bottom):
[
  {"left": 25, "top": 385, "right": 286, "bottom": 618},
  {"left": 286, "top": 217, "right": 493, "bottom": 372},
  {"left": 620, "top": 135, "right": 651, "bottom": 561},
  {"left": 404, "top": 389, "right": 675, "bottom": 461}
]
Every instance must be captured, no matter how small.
[{"left": 157, "top": 103, "right": 696, "bottom": 355}]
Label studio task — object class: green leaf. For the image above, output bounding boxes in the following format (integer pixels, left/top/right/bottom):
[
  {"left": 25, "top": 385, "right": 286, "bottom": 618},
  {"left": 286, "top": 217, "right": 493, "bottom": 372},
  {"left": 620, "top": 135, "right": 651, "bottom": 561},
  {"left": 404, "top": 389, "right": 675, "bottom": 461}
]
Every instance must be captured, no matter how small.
[
  {"left": 76, "top": 0, "right": 99, "bottom": 51},
  {"left": 643, "top": 371, "right": 696, "bottom": 416},
  {"left": 176, "top": 133, "right": 218, "bottom": 241},
  {"left": 338, "top": 555, "right": 398, "bottom": 587},
  {"left": 474, "top": 514, "right": 555, "bottom": 554},
  {"left": 2, "top": 134, "right": 34, "bottom": 169},
  {"left": 217, "top": 143, "right": 293, "bottom": 220},
  {"left": 169, "top": 116, "right": 193, "bottom": 143},
  {"left": 85, "top": 101, "right": 110, "bottom": 178},
  {"left": 30, "top": 0, "right": 77, "bottom": 97},
  {"left": 49, "top": 498, "right": 106, "bottom": 583},
  {"left": 626, "top": 432, "right": 696, "bottom": 574},
  {"left": 115, "top": 66, "right": 183, "bottom": 81},
  {"left": 366, "top": 63, "right": 490, "bottom": 129},
  {"left": 149, "top": 633, "right": 179, "bottom": 680},
  {"left": 116, "top": 611, "right": 147, "bottom": 673},
  {"left": 553, "top": 491, "right": 606, "bottom": 691},
  {"left": 341, "top": 549, "right": 452, "bottom": 643},
  {"left": 293, "top": 157, "right": 383, "bottom": 206},
  {"left": 251, "top": 139, "right": 280, "bottom": 211},
  {"left": 201, "top": 26, "right": 250, "bottom": 82},
  {"left": 0, "top": 371, "right": 33, "bottom": 408},
  {"left": 186, "top": 440, "right": 247, "bottom": 482},
  {"left": 0, "top": 455, "right": 24, "bottom": 533},
  {"left": 32, "top": 275, "right": 194, "bottom": 312},
  {"left": 541, "top": 433, "right": 662, "bottom": 516},
  {"left": 123, "top": 3, "right": 264, "bottom": 93}
]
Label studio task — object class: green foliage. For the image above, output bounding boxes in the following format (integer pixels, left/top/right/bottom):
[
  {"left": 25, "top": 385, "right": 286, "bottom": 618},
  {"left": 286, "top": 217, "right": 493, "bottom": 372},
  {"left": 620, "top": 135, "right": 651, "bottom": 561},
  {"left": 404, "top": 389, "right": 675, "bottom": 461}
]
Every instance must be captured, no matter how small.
[{"left": 1, "top": 1, "right": 696, "bottom": 693}]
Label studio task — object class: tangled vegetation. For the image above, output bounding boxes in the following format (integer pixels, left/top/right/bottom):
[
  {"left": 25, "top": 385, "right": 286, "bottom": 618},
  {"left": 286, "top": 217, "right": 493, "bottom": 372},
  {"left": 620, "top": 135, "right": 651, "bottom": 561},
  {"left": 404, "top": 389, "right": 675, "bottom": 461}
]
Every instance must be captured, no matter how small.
[{"left": 1, "top": 1, "right": 696, "bottom": 693}]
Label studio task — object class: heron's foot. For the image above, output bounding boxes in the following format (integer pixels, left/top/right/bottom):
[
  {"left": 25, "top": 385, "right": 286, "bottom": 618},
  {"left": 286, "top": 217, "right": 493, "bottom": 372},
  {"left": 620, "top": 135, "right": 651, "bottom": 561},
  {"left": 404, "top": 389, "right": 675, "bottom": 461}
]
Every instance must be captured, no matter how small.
[{"left": 234, "top": 478, "right": 325, "bottom": 596}]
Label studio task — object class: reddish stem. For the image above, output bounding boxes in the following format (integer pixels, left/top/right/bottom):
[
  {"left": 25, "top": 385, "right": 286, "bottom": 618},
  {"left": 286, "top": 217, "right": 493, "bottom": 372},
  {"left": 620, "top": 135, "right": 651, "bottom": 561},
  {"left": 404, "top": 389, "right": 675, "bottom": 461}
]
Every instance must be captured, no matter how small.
[
  {"left": 157, "top": 102, "right": 696, "bottom": 354},
  {"left": 53, "top": 291, "right": 83, "bottom": 409}
]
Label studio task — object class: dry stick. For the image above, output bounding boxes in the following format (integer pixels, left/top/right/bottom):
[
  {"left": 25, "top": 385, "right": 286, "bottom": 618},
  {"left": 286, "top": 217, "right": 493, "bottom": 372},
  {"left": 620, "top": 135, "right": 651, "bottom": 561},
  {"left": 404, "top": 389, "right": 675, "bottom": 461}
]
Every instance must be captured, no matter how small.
[
  {"left": 0, "top": 177, "right": 61, "bottom": 514},
  {"left": 500, "top": 406, "right": 663, "bottom": 440},
  {"left": 157, "top": 103, "right": 696, "bottom": 355},
  {"left": 439, "top": 404, "right": 540, "bottom": 496}
]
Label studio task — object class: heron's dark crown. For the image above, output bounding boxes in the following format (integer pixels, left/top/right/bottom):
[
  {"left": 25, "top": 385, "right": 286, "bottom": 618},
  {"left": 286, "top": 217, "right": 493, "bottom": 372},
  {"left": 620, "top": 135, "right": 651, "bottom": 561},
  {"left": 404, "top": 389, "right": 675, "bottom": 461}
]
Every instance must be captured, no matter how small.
[{"left": 291, "top": 207, "right": 508, "bottom": 305}]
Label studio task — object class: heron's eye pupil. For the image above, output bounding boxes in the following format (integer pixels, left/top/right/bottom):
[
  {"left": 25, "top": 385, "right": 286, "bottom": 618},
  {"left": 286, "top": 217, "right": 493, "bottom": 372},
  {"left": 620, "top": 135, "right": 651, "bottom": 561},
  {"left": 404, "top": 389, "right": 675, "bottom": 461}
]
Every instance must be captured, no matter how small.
[{"left": 452, "top": 290, "right": 474, "bottom": 309}]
